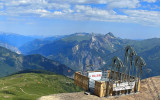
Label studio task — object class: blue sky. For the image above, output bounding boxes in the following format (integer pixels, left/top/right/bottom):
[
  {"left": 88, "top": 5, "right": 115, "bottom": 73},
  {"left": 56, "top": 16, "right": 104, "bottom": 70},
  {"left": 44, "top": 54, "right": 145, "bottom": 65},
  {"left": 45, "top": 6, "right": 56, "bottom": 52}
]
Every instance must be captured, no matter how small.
[{"left": 0, "top": 0, "right": 160, "bottom": 39}]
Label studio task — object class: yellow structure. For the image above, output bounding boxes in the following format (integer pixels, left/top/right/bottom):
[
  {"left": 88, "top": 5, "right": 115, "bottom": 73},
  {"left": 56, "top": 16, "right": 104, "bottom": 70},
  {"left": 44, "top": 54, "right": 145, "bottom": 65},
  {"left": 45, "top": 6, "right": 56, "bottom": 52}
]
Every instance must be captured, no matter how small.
[
  {"left": 74, "top": 46, "right": 145, "bottom": 97},
  {"left": 74, "top": 70, "right": 141, "bottom": 97},
  {"left": 74, "top": 72, "right": 89, "bottom": 90}
]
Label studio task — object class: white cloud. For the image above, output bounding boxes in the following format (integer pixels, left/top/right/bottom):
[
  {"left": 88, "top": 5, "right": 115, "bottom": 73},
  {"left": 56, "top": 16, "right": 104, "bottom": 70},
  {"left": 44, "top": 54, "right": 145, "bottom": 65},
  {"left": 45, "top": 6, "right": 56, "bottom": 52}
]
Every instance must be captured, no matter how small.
[
  {"left": 124, "top": 9, "right": 160, "bottom": 25},
  {"left": 0, "top": 0, "right": 71, "bottom": 17},
  {"left": 53, "top": 11, "right": 63, "bottom": 15},
  {"left": 0, "top": 0, "right": 160, "bottom": 26},
  {"left": 107, "top": 0, "right": 140, "bottom": 8},
  {"left": 73, "top": 5, "right": 160, "bottom": 25},
  {"left": 49, "top": 0, "right": 140, "bottom": 8},
  {"left": 48, "top": 3, "right": 70, "bottom": 10},
  {"left": 143, "top": 0, "right": 157, "bottom": 3},
  {"left": 0, "top": 3, "right": 3, "bottom": 9},
  {"left": 73, "top": 5, "right": 128, "bottom": 22}
]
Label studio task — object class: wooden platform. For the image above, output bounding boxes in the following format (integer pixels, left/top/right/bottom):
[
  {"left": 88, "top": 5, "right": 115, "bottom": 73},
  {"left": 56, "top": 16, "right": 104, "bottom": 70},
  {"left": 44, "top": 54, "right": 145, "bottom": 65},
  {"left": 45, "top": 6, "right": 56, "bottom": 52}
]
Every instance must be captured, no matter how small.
[{"left": 74, "top": 70, "right": 141, "bottom": 97}]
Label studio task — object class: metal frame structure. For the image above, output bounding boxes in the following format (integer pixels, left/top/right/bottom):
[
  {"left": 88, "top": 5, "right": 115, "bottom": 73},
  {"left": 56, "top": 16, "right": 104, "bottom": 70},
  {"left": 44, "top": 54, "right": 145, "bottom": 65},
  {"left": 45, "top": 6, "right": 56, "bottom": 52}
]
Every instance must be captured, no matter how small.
[
  {"left": 107, "top": 56, "right": 124, "bottom": 96},
  {"left": 74, "top": 45, "right": 147, "bottom": 98},
  {"left": 106, "top": 46, "right": 146, "bottom": 96},
  {"left": 123, "top": 46, "right": 137, "bottom": 84},
  {"left": 134, "top": 56, "right": 146, "bottom": 92}
]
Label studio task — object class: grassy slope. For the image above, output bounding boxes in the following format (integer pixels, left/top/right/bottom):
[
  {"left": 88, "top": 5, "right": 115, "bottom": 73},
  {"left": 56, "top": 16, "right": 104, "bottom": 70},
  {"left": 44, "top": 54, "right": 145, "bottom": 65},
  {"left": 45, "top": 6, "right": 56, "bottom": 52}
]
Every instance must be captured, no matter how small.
[{"left": 0, "top": 71, "right": 82, "bottom": 100}]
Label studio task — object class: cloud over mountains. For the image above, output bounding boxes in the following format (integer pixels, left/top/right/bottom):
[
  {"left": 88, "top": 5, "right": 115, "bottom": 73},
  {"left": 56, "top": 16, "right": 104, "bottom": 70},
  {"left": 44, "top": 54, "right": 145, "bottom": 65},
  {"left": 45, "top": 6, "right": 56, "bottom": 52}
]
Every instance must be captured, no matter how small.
[{"left": 0, "top": 0, "right": 160, "bottom": 26}]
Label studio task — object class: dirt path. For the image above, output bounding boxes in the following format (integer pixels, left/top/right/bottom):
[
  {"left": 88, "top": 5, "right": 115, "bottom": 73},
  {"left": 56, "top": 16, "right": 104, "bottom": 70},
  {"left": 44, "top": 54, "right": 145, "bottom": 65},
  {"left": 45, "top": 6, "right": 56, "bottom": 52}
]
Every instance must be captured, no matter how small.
[
  {"left": 38, "top": 92, "right": 107, "bottom": 100},
  {"left": 38, "top": 76, "right": 160, "bottom": 100}
]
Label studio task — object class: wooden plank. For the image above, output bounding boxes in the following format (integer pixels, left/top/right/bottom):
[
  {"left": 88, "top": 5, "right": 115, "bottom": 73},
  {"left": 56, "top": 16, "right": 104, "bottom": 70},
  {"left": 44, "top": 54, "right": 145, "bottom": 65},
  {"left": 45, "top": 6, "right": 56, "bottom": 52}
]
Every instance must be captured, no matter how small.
[
  {"left": 94, "top": 81, "right": 108, "bottom": 97},
  {"left": 94, "top": 81, "right": 102, "bottom": 97},
  {"left": 74, "top": 72, "right": 89, "bottom": 91},
  {"left": 101, "top": 82, "right": 107, "bottom": 97},
  {"left": 82, "top": 75, "right": 89, "bottom": 90}
]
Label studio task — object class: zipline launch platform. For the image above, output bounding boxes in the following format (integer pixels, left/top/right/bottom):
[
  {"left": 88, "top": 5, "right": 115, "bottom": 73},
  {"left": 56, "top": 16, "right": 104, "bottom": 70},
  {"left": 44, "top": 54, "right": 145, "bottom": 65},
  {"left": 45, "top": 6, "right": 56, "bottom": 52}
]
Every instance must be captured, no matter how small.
[{"left": 74, "top": 46, "right": 145, "bottom": 97}]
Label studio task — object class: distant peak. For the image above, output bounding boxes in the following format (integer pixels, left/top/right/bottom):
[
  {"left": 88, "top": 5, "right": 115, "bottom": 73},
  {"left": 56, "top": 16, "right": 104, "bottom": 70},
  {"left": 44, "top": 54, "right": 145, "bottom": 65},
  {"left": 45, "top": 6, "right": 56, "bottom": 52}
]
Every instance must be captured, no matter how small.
[
  {"left": 105, "top": 32, "right": 116, "bottom": 38},
  {"left": 0, "top": 32, "right": 18, "bottom": 35},
  {"left": 74, "top": 32, "right": 89, "bottom": 36},
  {"left": 91, "top": 35, "right": 96, "bottom": 42},
  {"left": 107, "top": 32, "right": 115, "bottom": 37}
]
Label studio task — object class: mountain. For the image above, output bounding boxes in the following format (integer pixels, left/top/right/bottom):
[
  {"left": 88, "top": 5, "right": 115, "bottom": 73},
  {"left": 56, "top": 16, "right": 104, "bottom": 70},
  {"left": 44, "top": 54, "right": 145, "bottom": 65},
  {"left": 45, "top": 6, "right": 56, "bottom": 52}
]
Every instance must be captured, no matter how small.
[
  {"left": 28, "top": 32, "right": 128, "bottom": 70},
  {"left": 139, "top": 46, "right": 160, "bottom": 76},
  {"left": 0, "top": 32, "right": 37, "bottom": 47},
  {"left": 28, "top": 32, "right": 160, "bottom": 77},
  {"left": 0, "top": 70, "right": 82, "bottom": 100},
  {"left": 19, "top": 35, "right": 64, "bottom": 54},
  {"left": 0, "top": 32, "right": 39, "bottom": 54},
  {"left": 19, "top": 39, "right": 52, "bottom": 54},
  {"left": 0, "top": 42, "right": 21, "bottom": 54},
  {"left": 0, "top": 46, "right": 74, "bottom": 77},
  {"left": 0, "top": 32, "right": 65, "bottom": 54},
  {"left": 126, "top": 38, "right": 160, "bottom": 76}
]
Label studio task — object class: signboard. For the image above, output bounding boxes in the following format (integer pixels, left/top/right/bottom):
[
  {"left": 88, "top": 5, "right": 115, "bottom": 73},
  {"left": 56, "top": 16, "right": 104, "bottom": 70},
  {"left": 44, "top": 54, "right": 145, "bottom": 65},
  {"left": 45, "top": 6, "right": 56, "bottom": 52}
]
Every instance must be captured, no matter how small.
[
  {"left": 88, "top": 71, "right": 102, "bottom": 80},
  {"left": 113, "top": 82, "right": 135, "bottom": 91},
  {"left": 88, "top": 71, "right": 102, "bottom": 89}
]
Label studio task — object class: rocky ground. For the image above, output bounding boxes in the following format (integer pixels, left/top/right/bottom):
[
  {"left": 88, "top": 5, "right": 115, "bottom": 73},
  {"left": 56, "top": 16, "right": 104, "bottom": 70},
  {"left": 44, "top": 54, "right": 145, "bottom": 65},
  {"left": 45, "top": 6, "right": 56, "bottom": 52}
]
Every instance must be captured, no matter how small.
[{"left": 38, "top": 76, "right": 160, "bottom": 100}]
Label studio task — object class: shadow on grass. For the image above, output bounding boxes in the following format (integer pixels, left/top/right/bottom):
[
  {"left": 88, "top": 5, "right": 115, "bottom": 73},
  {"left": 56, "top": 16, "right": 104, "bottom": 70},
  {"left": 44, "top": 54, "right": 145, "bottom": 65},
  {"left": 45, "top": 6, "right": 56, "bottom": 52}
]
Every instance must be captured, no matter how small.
[{"left": 1, "top": 90, "right": 16, "bottom": 95}]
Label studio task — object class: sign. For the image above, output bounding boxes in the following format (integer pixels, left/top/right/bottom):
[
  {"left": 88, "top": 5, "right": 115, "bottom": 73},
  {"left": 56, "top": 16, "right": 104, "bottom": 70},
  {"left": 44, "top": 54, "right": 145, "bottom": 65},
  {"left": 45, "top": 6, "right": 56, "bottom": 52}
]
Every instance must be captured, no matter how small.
[
  {"left": 113, "top": 82, "right": 135, "bottom": 91},
  {"left": 88, "top": 71, "right": 102, "bottom": 80},
  {"left": 88, "top": 71, "right": 102, "bottom": 89}
]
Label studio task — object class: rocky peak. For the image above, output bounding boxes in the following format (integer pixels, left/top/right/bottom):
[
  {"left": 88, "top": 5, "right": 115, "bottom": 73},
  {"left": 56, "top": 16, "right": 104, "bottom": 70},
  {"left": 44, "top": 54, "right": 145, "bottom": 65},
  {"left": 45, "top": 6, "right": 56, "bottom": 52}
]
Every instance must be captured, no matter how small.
[
  {"left": 91, "top": 35, "right": 96, "bottom": 42},
  {"left": 72, "top": 45, "right": 79, "bottom": 54},
  {"left": 105, "top": 32, "right": 116, "bottom": 39}
]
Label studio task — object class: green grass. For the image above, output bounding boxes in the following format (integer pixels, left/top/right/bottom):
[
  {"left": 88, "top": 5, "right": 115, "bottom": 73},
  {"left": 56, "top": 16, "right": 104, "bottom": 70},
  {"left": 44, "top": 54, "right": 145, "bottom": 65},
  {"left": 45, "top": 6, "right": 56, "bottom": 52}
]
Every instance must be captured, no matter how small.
[{"left": 0, "top": 72, "right": 83, "bottom": 100}]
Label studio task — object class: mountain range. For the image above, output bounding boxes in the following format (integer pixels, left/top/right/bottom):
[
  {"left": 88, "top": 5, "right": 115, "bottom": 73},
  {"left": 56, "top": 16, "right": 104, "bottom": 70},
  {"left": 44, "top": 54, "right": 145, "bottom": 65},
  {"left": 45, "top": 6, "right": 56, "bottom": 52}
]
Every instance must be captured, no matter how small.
[
  {"left": 26, "top": 32, "right": 160, "bottom": 77},
  {"left": 0, "top": 32, "right": 64, "bottom": 54},
  {"left": 0, "top": 46, "right": 73, "bottom": 77},
  {"left": 0, "top": 32, "right": 160, "bottom": 77}
]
